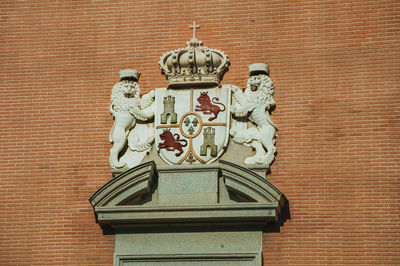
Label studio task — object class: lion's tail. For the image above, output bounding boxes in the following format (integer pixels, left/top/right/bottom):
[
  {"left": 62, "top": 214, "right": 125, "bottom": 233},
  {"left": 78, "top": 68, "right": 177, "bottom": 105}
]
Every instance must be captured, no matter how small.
[
  {"left": 179, "top": 139, "right": 188, "bottom": 147},
  {"left": 212, "top": 97, "right": 226, "bottom": 111},
  {"left": 174, "top": 134, "right": 188, "bottom": 147}
]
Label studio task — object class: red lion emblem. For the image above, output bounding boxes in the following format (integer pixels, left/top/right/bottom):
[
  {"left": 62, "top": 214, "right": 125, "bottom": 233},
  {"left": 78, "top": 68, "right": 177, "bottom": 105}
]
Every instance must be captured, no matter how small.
[
  {"left": 158, "top": 129, "right": 187, "bottom": 156},
  {"left": 195, "top": 92, "right": 226, "bottom": 121}
]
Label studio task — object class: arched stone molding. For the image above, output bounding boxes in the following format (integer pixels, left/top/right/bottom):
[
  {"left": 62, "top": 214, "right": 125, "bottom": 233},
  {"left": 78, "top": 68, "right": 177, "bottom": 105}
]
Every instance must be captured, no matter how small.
[
  {"left": 90, "top": 161, "right": 157, "bottom": 208},
  {"left": 90, "top": 161, "right": 288, "bottom": 234}
]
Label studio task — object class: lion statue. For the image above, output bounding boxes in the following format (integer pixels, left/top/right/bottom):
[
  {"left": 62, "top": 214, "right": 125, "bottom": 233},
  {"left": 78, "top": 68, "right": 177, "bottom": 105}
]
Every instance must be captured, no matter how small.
[
  {"left": 109, "top": 69, "right": 155, "bottom": 171},
  {"left": 230, "top": 63, "right": 277, "bottom": 167}
]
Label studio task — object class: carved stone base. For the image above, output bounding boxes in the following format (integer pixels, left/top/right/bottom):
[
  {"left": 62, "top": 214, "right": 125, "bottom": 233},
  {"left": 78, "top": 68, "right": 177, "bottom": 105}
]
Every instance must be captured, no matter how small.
[{"left": 90, "top": 161, "right": 289, "bottom": 265}]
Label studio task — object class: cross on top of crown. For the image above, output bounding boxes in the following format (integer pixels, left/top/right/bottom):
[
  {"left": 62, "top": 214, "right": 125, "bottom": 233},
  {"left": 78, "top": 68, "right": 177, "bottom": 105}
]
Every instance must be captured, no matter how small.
[{"left": 189, "top": 21, "right": 200, "bottom": 39}]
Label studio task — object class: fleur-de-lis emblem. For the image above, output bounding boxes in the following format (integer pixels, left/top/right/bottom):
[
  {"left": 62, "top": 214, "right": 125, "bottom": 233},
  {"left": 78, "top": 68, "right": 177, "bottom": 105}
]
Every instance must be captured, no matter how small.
[{"left": 183, "top": 117, "right": 199, "bottom": 135}]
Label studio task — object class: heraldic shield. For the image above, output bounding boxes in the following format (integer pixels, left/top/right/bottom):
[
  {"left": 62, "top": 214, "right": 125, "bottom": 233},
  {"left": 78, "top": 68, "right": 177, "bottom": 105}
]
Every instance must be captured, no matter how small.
[{"left": 155, "top": 85, "right": 231, "bottom": 165}]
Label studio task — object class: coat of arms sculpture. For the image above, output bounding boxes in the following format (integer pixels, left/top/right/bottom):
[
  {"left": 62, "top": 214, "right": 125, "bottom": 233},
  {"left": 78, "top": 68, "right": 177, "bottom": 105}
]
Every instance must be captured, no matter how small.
[{"left": 108, "top": 22, "right": 277, "bottom": 174}]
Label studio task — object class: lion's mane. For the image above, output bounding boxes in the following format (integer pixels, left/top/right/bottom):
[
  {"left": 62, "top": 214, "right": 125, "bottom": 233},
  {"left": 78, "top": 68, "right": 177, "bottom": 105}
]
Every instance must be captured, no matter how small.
[{"left": 110, "top": 80, "right": 140, "bottom": 114}]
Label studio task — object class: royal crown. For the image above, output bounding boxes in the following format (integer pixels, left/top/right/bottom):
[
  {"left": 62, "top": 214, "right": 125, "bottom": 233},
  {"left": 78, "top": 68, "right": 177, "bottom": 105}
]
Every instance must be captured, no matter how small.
[{"left": 159, "top": 22, "right": 230, "bottom": 88}]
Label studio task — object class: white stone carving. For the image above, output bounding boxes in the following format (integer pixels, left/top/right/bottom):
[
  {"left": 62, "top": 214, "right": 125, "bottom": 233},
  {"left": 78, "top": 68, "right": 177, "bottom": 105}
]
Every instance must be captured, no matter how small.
[
  {"left": 109, "top": 69, "right": 155, "bottom": 171},
  {"left": 159, "top": 22, "right": 230, "bottom": 88},
  {"left": 106, "top": 26, "right": 280, "bottom": 173},
  {"left": 230, "top": 63, "right": 277, "bottom": 167}
]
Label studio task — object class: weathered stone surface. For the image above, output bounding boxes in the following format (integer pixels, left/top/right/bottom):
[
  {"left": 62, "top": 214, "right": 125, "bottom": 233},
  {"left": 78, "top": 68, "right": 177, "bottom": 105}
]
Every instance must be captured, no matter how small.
[
  {"left": 89, "top": 161, "right": 156, "bottom": 208},
  {"left": 90, "top": 160, "right": 288, "bottom": 265},
  {"left": 115, "top": 231, "right": 261, "bottom": 265},
  {"left": 90, "top": 161, "right": 288, "bottom": 232},
  {"left": 158, "top": 165, "right": 219, "bottom": 205}
]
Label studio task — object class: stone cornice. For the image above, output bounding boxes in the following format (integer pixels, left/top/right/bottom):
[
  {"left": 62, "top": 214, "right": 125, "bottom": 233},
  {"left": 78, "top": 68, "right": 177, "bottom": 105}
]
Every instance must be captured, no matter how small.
[{"left": 89, "top": 160, "right": 289, "bottom": 234}]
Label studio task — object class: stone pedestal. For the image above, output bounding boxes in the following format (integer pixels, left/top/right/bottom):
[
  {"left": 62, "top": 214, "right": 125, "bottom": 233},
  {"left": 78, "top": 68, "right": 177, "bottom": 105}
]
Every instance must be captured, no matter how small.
[{"left": 89, "top": 161, "right": 288, "bottom": 266}]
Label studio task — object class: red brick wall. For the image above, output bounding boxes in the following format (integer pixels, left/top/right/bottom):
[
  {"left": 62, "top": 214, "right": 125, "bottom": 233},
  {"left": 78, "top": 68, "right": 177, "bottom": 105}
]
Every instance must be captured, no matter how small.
[{"left": 1, "top": 1, "right": 399, "bottom": 265}]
